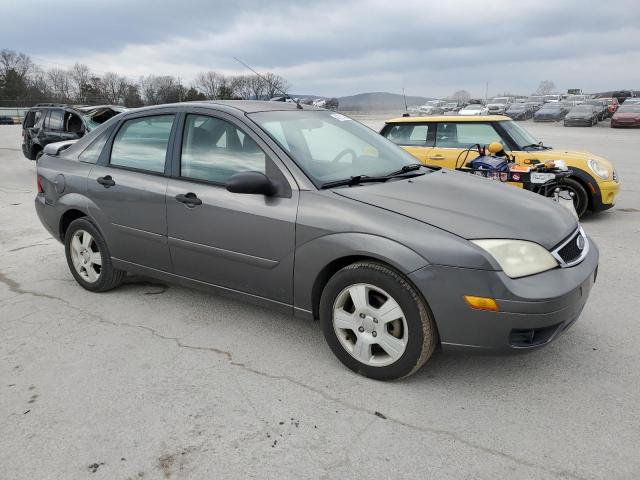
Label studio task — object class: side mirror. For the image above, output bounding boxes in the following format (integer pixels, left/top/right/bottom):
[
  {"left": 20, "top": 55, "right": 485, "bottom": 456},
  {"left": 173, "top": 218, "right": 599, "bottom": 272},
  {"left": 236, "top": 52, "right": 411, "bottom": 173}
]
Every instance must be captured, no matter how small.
[{"left": 226, "top": 171, "right": 276, "bottom": 196}]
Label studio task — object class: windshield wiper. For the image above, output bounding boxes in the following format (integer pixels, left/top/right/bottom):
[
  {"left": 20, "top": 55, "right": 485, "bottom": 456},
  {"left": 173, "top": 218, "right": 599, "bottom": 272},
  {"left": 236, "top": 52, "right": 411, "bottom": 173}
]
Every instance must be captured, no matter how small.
[
  {"left": 320, "top": 167, "right": 426, "bottom": 189},
  {"left": 522, "top": 142, "right": 551, "bottom": 150}
]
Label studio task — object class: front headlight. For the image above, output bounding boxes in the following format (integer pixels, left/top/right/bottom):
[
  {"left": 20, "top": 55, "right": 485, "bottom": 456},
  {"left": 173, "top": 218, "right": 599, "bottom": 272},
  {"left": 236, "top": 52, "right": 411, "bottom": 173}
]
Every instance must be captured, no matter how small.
[
  {"left": 471, "top": 239, "right": 558, "bottom": 278},
  {"left": 587, "top": 159, "right": 609, "bottom": 180}
]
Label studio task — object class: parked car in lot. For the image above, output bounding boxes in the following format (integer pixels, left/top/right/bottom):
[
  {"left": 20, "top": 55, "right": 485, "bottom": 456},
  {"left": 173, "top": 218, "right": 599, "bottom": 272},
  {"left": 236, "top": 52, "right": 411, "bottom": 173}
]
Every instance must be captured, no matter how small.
[
  {"left": 544, "top": 94, "right": 562, "bottom": 103},
  {"left": 622, "top": 98, "right": 640, "bottom": 105},
  {"left": 22, "top": 103, "right": 125, "bottom": 160},
  {"left": 458, "top": 104, "right": 489, "bottom": 116},
  {"left": 504, "top": 103, "right": 533, "bottom": 120},
  {"left": 601, "top": 97, "right": 620, "bottom": 115},
  {"left": 35, "top": 101, "right": 599, "bottom": 380},
  {"left": 381, "top": 115, "right": 619, "bottom": 217},
  {"left": 442, "top": 102, "right": 461, "bottom": 113},
  {"left": 611, "top": 104, "right": 640, "bottom": 128},
  {"left": 486, "top": 97, "right": 512, "bottom": 115},
  {"left": 612, "top": 90, "right": 635, "bottom": 104},
  {"left": 534, "top": 103, "right": 568, "bottom": 122},
  {"left": 0, "top": 115, "right": 15, "bottom": 125},
  {"left": 564, "top": 105, "right": 600, "bottom": 127},
  {"left": 584, "top": 99, "right": 609, "bottom": 120}
]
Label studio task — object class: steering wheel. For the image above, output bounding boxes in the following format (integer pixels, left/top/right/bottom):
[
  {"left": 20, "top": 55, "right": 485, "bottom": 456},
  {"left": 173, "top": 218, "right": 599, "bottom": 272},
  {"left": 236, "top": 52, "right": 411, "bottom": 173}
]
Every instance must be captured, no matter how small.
[{"left": 332, "top": 148, "right": 357, "bottom": 163}]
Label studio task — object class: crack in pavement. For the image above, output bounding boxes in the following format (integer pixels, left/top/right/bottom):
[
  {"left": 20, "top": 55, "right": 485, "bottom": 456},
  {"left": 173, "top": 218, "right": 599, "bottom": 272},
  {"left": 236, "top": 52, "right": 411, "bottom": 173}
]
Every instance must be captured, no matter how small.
[{"left": 0, "top": 269, "right": 589, "bottom": 480}]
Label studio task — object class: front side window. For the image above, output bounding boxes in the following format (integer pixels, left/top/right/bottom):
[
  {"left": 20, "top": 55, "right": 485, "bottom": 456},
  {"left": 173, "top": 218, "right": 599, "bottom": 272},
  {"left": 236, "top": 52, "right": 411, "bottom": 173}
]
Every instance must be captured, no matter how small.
[
  {"left": 435, "top": 122, "right": 502, "bottom": 149},
  {"left": 110, "top": 115, "right": 174, "bottom": 173},
  {"left": 250, "top": 110, "right": 417, "bottom": 186},
  {"left": 180, "top": 114, "right": 266, "bottom": 183},
  {"left": 46, "top": 110, "right": 64, "bottom": 130},
  {"left": 384, "top": 124, "right": 430, "bottom": 146}
]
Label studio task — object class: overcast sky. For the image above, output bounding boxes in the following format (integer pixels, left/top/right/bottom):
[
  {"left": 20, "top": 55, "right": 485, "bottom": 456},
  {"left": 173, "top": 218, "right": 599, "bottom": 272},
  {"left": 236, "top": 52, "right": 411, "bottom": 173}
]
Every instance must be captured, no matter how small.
[{"left": 2, "top": 0, "right": 640, "bottom": 97}]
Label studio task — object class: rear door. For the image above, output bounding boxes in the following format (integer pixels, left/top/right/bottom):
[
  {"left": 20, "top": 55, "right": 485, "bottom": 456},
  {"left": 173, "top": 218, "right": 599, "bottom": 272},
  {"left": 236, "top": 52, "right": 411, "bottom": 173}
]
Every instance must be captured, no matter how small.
[
  {"left": 87, "top": 112, "right": 176, "bottom": 272},
  {"left": 381, "top": 122, "right": 435, "bottom": 163},
  {"left": 165, "top": 111, "right": 298, "bottom": 304}
]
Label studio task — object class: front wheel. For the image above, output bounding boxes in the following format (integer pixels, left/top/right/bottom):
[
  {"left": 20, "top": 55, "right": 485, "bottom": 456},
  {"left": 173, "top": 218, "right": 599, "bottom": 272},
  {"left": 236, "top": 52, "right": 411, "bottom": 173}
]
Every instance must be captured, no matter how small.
[
  {"left": 320, "top": 262, "right": 437, "bottom": 380},
  {"left": 64, "top": 218, "right": 124, "bottom": 292},
  {"left": 561, "top": 177, "right": 589, "bottom": 218}
]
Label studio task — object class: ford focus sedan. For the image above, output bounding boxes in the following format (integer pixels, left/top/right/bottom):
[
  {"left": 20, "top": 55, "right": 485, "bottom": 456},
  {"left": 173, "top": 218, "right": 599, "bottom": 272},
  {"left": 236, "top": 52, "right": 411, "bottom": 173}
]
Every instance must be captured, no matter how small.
[{"left": 35, "top": 101, "right": 598, "bottom": 380}]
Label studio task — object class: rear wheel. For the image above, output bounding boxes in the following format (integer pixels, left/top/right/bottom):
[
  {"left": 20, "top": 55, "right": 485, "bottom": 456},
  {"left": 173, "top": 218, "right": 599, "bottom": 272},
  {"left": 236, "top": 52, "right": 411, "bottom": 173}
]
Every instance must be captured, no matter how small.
[
  {"left": 320, "top": 261, "right": 437, "bottom": 380},
  {"left": 64, "top": 218, "right": 124, "bottom": 292}
]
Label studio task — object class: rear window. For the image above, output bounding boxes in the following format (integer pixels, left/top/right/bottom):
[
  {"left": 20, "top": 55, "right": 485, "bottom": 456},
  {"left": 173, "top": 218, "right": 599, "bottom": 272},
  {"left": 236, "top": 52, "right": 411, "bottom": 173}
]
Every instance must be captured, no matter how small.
[
  {"left": 109, "top": 115, "right": 174, "bottom": 173},
  {"left": 79, "top": 130, "right": 111, "bottom": 164},
  {"left": 46, "top": 110, "right": 64, "bottom": 130}
]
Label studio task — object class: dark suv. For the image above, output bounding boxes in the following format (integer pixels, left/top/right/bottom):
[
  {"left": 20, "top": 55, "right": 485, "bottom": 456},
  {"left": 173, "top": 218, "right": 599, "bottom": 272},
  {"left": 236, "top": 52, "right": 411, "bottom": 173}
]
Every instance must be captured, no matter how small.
[{"left": 22, "top": 104, "right": 125, "bottom": 160}]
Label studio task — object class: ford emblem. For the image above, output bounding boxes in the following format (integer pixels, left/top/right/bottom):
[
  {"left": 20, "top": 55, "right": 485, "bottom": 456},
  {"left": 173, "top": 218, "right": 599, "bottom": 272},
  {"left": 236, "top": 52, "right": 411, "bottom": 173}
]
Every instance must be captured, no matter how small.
[{"left": 576, "top": 235, "right": 586, "bottom": 251}]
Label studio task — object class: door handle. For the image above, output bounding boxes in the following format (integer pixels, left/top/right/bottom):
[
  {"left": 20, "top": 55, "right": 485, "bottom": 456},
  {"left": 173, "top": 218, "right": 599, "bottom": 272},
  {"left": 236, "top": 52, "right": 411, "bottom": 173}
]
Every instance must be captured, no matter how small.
[
  {"left": 96, "top": 175, "right": 115, "bottom": 188},
  {"left": 428, "top": 155, "right": 445, "bottom": 160},
  {"left": 175, "top": 192, "right": 202, "bottom": 206}
]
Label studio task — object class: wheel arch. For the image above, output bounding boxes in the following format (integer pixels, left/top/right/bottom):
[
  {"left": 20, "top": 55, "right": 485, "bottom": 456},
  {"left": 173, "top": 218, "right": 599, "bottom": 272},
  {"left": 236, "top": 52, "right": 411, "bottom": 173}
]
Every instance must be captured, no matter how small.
[
  {"left": 567, "top": 168, "right": 597, "bottom": 211},
  {"left": 294, "top": 232, "right": 430, "bottom": 320},
  {"left": 59, "top": 208, "right": 88, "bottom": 241}
]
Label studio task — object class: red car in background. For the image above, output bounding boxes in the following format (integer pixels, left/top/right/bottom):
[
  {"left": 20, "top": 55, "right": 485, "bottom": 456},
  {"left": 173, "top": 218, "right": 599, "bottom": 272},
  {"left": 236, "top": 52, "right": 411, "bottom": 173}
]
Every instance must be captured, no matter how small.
[
  {"left": 611, "top": 103, "right": 640, "bottom": 128},
  {"left": 601, "top": 97, "right": 619, "bottom": 115}
]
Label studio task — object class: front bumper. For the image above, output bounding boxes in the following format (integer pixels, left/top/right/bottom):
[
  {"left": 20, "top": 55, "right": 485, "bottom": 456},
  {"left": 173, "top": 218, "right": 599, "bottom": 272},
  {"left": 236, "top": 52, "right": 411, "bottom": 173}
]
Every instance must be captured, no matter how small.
[
  {"left": 409, "top": 239, "right": 599, "bottom": 352},
  {"left": 564, "top": 119, "right": 592, "bottom": 126}
]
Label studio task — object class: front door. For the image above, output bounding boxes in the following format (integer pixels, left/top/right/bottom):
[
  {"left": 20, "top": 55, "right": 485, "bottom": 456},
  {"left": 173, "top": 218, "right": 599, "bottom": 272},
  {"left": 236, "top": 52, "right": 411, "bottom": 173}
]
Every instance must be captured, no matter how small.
[
  {"left": 87, "top": 113, "right": 176, "bottom": 272},
  {"left": 166, "top": 112, "right": 298, "bottom": 305}
]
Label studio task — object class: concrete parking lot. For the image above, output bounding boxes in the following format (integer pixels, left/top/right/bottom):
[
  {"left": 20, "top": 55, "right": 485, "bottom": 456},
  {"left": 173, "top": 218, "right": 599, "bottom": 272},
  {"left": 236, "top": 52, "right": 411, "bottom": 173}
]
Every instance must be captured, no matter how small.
[{"left": 1, "top": 117, "right": 639, "bottom": 479}]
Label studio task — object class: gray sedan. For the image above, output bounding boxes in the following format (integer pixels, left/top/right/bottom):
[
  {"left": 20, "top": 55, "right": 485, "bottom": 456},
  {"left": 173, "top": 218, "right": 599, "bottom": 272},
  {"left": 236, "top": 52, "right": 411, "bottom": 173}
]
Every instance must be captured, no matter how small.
[{"left": 35, "top": 101, "right": 598, "bottom": 379}]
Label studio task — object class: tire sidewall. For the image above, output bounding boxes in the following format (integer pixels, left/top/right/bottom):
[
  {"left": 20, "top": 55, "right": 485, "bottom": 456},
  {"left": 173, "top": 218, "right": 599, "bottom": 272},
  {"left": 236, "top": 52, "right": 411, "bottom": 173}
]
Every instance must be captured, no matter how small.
[
  {"left": 563, "top": 177, "right": 589, "bottom": 218},
  {"left": 64, "top": 217, "right": 114, "bottom": 292},
  {"left": 320, "top": 263, "right": 432, "bottom": 380}
]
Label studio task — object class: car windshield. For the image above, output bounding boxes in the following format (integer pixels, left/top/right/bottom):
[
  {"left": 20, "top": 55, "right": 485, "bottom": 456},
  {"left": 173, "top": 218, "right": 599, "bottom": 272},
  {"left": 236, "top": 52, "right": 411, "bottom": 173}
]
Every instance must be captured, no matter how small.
[
  {"left": 572, "top": 106, "right": 592, "bottom": 112},
  {"left": 465, "top": 105, "right": 482, "bottom": 110},
  {"left": 618, "top": 105, "right": 640, "bottom": 113},
  {"left": 500, "top": 120, "right": 540, "bottom": 148},
  {"left": 249, "top": 110, "right": 419, "bottom": 186},
  {"left": 541, "top": 104, "right": 561, "bottom": 111}
]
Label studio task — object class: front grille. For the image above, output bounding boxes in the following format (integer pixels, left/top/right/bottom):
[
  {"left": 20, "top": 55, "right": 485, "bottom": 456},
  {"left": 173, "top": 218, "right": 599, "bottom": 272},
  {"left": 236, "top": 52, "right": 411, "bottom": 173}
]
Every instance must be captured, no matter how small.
[
  {"left": 613, "top": 170, "right": 619, "bottom": 182},
  {"left": 552, "top": 227, "right": 588, "bottom": 266}
]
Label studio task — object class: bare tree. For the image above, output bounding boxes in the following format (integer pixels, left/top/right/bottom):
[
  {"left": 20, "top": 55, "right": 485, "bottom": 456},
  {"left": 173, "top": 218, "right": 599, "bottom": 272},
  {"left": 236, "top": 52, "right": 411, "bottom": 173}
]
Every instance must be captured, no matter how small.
[
  {"left": 101, "top": 72, "right": 129, "bottom": 104},
  {"left": 46, "top": 68, "right": 72, "bottom": 101},
  {"left": 193, "top": 71, "right": 226, "bottom": 99},
  {"left": 230, "top": 75, "right": 253, "bottom": 100},
  {"left": 536, "top": 80, "right": 556, "bottom": 96},
  {"left": 0, "top": 49, "right": 34, "bottom": 79},
  {"left": 263, "top": 72, "right": 291, "bottom": 99},
  {"left": 248, "top": 75, "right": 267, "bottom": 100},
  {"left": 69, "top": 63, "right": 91, "bottom": 102},
  {"left": 450, "top": 90, "right": 471, "bottom": 103}
]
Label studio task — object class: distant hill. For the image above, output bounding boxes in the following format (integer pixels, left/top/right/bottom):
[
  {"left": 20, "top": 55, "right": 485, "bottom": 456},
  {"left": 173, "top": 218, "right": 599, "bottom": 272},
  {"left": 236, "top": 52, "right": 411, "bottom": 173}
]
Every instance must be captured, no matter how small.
[{"left": 337, "top": 92, "right": 432, "bottom": 111}]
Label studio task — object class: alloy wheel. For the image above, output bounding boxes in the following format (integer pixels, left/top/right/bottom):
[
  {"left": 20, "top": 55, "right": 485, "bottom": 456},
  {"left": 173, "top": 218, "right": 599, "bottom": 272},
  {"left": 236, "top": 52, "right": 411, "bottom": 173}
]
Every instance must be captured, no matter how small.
[
  {"left": 332, "top": 283, "right": 408, "bottom": 367},
  {"left": 69, "top": 229, "right": 102, "bottom": 283}
]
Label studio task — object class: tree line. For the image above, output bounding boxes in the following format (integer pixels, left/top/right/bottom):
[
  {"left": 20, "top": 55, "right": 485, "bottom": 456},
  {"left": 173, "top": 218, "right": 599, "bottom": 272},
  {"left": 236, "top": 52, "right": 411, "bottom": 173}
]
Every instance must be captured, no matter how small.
[{"left": 0, "top": 49, "right": 291, "bottom": 107}]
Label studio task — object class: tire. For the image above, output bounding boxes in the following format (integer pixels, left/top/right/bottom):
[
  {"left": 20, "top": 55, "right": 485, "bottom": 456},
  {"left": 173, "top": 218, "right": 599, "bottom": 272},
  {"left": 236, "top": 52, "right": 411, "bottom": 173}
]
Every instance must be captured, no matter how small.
[
  {"left": 35, "top": 150, "right": 43, "bottom": 162},
  {"left": 64, "top": 217, "right": 124, "bottom": 292},
  {"left": 562, "top": 177, "right": 589, "bottom": 218},
  {"left": 320, "top": 261, "right": 437, "bottom": 380}
]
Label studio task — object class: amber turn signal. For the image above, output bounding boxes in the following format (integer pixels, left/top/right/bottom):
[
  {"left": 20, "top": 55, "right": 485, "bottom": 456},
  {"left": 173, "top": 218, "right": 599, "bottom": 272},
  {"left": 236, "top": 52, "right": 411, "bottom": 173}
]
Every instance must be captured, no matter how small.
[{"left": 464, "top": 295, "right": 499, "bottom": 312}]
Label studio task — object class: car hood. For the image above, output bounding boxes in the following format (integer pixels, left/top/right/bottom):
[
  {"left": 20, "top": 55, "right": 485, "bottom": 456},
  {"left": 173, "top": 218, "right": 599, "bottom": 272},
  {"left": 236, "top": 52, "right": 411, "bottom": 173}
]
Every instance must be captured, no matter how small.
[
  {"left": 566, "top": 113, "right": 591, "bottom": 118},
  {"left": 613, "top": 112, "right": 640, "bottom": 119},
  {"left": 334, "top": 171, "right": 577, "bottom": 250},
  {"left": 522, "top": 149, "right": 614, "bottom": 171}
]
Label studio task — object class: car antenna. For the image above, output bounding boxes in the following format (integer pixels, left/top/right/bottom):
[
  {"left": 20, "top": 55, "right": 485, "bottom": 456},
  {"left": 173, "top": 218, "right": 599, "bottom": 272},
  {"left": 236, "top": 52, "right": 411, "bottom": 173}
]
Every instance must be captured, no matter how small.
[
  {"left": 402, "top": 88, "right": 408, "bottom": 112},
  {"left": 232, "top": 56, "right": 302, "bottom": 109}
]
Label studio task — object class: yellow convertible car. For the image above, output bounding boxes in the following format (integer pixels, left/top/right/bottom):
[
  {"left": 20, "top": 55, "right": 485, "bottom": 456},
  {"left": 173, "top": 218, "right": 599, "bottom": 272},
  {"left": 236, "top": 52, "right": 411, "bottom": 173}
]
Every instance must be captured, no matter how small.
[{"left": 381, "top": 115, "right": 619, "bottom": 217}]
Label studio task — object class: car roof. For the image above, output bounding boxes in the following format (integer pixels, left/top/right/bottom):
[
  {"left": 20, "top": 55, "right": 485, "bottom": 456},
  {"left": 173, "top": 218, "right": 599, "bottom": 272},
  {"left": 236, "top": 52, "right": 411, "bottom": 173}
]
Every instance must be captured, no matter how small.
[
  {"left": 385, "top": 115, "right": 509, "bottom": 123},
  {"left": 127, "top": 100, "right": 324, "bottom": 115}
]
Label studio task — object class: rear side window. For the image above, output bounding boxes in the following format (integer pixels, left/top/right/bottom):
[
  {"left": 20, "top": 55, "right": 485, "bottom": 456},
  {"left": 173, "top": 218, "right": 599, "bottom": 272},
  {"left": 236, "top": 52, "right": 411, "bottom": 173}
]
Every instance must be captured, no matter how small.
[
  {"left": 180, "top": 114, "right": 266, "bottom": 183},
  {"left": 79, "top": 130, "right": 110, "bottom": 164},
  {"left": 46, "top": 110, "right": 64, "bottom": 130},
  {"left": 110, "top": 115, "right": 174, "bottom": 173},
  {"left": 384, "top": 124, "right": 431, "bottom": 146},
  {"left": 435, "top": 122, "right": 502, "bottom": 148}
]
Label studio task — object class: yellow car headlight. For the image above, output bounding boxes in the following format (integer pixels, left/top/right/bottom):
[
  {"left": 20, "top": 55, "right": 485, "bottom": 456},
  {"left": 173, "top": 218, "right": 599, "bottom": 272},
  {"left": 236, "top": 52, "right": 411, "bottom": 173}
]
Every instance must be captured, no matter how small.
[
  {"left": 471, "top": 239, "right": 558, "bottom": 278},
  {"left": 587, "top": 159, "right": 609, "bottom": 180}
]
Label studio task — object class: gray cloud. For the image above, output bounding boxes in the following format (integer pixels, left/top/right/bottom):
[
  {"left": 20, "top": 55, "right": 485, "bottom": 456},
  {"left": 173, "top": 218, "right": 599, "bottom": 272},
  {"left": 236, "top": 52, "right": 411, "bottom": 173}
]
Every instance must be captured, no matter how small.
[{"left": 2, "top": 0, "right": 639, "bottom": 97}]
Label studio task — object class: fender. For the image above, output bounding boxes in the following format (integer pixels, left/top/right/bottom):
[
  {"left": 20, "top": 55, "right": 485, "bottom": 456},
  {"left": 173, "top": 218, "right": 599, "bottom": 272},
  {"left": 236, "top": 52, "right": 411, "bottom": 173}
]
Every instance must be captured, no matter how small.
[{"left": 293, "top": 232, "right": 429, "bottom": 316}]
